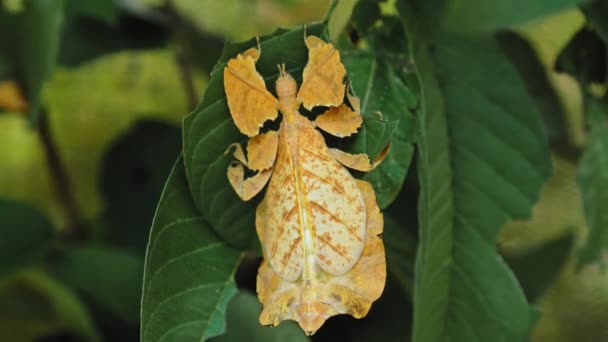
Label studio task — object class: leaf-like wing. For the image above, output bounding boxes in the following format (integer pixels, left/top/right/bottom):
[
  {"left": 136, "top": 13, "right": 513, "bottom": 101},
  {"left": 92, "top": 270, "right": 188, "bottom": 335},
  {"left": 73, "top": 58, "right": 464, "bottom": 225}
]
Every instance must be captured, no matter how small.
[
  {"left": 297, "top": 35, "right": 347, "bottom": 110},
  {"left": 224, "top": 47, "right": 279, "bottom": 137}
]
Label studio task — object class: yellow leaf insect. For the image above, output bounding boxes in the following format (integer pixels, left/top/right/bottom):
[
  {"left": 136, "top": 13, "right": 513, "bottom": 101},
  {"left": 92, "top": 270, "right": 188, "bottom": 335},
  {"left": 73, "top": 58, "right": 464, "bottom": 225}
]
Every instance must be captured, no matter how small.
[{"left": 223, "top": 34, "right": 388, "bottom": 335}]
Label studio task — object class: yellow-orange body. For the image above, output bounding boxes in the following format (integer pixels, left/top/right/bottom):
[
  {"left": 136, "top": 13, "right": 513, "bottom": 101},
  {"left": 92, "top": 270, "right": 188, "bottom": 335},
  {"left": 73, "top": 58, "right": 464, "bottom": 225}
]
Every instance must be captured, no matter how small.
[{"left": 223, "top": 36, "right": 387, "bottom": 335}]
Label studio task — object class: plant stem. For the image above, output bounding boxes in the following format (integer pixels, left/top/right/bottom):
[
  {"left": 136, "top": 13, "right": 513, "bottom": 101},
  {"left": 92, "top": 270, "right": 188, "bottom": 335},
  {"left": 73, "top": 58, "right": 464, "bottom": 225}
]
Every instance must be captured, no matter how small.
[
  {"left": 166, "top": 0, "right": 198, "bottom": 111},
  {"left": 38, "top": 109, "right": 86, "bottom": 240},
  {"left": 175, "top": 40, "right": 198, "bottom": 110}
]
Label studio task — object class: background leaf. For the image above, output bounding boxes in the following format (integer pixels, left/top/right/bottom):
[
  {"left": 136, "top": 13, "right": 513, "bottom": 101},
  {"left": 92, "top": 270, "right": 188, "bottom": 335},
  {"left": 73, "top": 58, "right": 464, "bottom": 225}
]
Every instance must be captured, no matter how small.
[
  {"left": 577, "top": 112, "right": 608, "bottom": 267},
  {"left": 497, "top": 31, "right": 572, "bottom": 152},
  {"left": 0, "top": 270, "right": 100, "bottom": 342},
  {"left": 440, "top": 0, "right": 585, "bottom": 34},
  {"left": 383, "top": 215, "right": 417, "bottom": 297},
  {"left": 100, "top": 120, "right": 181, "bottom": 255},
  {"left": 0, "top": 199, "right": 54, "bottom": 279},
  {"left": 64, "top": 0, "right": 119, "bottom": 25},
  {"left": 0, "top": 0, "right": 65, "bottom": 123},
  {"left": 504, "top": 232, "right": 575, "bottom": 301},
  {"left": 342, "top": 52, "right": 417, "bottom": 208},
  {"left": 582, "top": 0, "right": 608, "bottom": 43},
  {"left": 399, "top": 1, "right": 553, "bottom": 340},
  {"left": 141, "top": 158, "right": 242, "bottom": 342},
  {"left": 50, "top": 244, "right": 143, "bottom": 324}
]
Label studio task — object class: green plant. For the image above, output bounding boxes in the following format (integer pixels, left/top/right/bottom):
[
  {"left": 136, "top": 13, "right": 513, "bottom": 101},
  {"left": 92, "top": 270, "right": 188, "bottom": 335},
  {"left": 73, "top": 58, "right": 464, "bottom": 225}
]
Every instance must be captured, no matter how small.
[{"left": 1, "top": 0, "right": 607, "bottom": 341}]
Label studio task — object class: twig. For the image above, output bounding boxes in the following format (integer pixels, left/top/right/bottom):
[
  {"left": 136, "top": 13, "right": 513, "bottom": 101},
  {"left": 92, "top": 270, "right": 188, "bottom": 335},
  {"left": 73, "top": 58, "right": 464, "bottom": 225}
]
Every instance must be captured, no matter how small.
[
  {"left": 38, "top": 109, "right": 87, "bottom": 240},
  {"left": 167, "top": 1, "right": 198, "bottom": 111},
  {"left": 175, "top": 38, "right": 198, "bottom": 110}
]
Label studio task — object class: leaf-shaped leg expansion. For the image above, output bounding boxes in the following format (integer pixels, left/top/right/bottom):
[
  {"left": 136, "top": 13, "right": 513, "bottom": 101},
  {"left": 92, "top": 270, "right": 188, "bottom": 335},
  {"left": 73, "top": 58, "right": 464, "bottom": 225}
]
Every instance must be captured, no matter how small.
[
  {"left": 256, "top": 179, "right": 386, "bottom": 335},
  {"left": 224, "top": 46, "right": 279, "bottom": 137},
  {"left": 226, "top": 131, "right": 279, "bottom": 201},
  {"left": 328, "top": 143, "right": 391, "bottom": 172},
  {"left": 297, "top": 35, "right": 347, "bottom": 110},
  {"left": 315, "top": 91, "right": 363, "bottom": 138}
]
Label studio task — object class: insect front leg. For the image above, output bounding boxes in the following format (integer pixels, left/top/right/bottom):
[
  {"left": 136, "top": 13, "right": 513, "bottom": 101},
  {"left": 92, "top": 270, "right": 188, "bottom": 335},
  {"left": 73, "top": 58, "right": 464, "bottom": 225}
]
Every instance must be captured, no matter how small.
[{"left": 225, "top": 131, "right": 279, "bottom": 201}]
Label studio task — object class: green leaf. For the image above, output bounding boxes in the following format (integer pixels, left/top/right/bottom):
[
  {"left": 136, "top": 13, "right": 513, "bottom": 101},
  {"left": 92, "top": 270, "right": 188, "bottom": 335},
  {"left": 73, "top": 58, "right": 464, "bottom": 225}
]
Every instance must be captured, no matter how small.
[
  {"left": 338, "top": 115, "right": 399, "bottom": 164},
  {"left": 384, "top": 214, "right": 417, "bottom": 297},
  {"left": 58, "top": 14, "right": 170, "bottom": 67},
  {"left": 497, "top": 31, "right": 571, "bottom": 151},
  {"left": 577, "top": 107, "right": 608, "bottom": 267},
  {"left": 504, "top": 233, "right": 575, "bottom": 301},
  {"left": 50, "top": 244, "right": 143, "bottom": 324},
  {"left": 399, "top": 3, "right": 553, "bottom": 341},
  {"left": 141, "top": 157, "right": 242, "bottom": 342},
  {"left": 209, "top": 291, "right": 309, "bottom": 342},
  {"left": 440, "top": 0, "right": 585, "bottom": 34},
  {"left": 0, "top": 0, "right": 65, "bottom": 123},
  {"left": 0, "top": 199, "right": 54, "bottom": 279},
  {"left": 100, "top": 120, "right": 181, "bottom": 255},
  {"left": 342, "top": 53, "right": 417, "bottom": 208},
  {"left": 0, "top": 270, "right": 100, "bottom": 342},
  {"left": 64, "top": 0, "right": 119, "bottom": 24},
  {"left": 183, "top": 24, "right": 326, "bottom": 248}
]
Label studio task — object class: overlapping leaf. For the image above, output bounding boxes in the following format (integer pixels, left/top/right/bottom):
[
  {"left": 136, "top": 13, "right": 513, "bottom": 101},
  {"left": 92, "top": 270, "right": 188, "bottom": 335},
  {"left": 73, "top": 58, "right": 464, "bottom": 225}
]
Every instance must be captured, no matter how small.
[
  {"left": 398, "top": 1, "right": 553, "bottom": 340},
  {"left": 141, "top": 158, "right": 242, "bottom": 342},
  {"left": 342, "top": 53, "right": 417, "bottom": 208}
]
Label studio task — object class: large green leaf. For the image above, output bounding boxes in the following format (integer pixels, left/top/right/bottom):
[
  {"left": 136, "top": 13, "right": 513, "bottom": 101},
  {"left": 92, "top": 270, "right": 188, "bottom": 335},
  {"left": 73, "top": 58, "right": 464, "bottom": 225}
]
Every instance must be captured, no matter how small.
[
  {"left": 210, "top": 291, "right": 309, "bottom": 342},
  {"left": 0, "top": 199, "right": 54, "bottom": 279},
  {"left": 399, "top": 2, "right": 553, "bottom": 341},
  {"left": 141, "top": 158, "right": 242, "bottom": 342},
  {"left": 577, "top": 102, "right": 608, "bottom": 267},
  {"left": 342, "top": 53, "right": 417, "bottom": 208}
]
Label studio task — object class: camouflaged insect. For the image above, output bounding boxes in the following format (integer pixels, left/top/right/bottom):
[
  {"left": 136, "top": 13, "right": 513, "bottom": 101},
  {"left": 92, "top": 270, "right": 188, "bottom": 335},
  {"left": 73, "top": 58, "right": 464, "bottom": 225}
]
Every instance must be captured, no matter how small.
[{"left": 223, "top": 34, "right": 388, "bottom": 335}]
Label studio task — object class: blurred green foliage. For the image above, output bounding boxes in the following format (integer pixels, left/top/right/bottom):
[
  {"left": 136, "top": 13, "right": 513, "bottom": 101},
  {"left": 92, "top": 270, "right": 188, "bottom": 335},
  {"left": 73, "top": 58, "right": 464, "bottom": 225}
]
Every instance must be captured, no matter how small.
[{"left": 0, "top": 0, "right": 607, "bottom": 341}]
